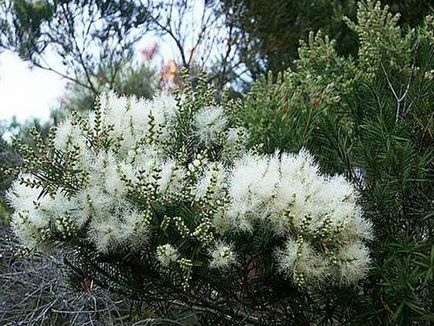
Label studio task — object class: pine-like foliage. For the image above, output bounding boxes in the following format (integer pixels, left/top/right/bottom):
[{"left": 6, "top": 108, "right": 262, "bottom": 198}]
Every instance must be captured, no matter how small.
[
  {"left": 4, "top": 73, "right": 372, "bottom": 324},
  {"left": 242, "top": 1, "right": 434, "bottom": 324},
  {"left": 0, "top": 133, "right": 21, "bottom": 220}
]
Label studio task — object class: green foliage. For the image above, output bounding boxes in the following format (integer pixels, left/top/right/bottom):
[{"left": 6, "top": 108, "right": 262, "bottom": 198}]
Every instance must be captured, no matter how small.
[
  {"left": 219, "top": 0, "right": 433, "bottom": 77},
  {"left": 244, "top": 32, "right": 356, "bottom": 155},
  {"left": 0, "top": 133, "right": 20, "bottom": 207},
  {"left": 1, "top": 0, "right": 54, "bottom": 58},
  {"left": 220, "top": 0, "right": 357, "bottom": 77},
  {"left": 345, "top": 0, "right": 414, "bottom": 78},
  {"left": 241, "top": 1, "right": 434, "bottom": 324}
]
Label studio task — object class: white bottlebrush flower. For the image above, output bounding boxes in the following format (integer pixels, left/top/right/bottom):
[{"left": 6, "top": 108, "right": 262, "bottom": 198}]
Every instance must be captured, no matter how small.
[
  {"left": 228, "top": 153, "right": 266, "bottom": 200},
  {"left": 337, "top": 242, "right": 371, "bottom": 284},
  {"left": 275, "top": 238, "right": 299, "bottom": 274},
  {"left": 224, "top": 199, "right": 255, "bottom": 232},
  {"left": 101, "top": 92, "right": 129, "bottom": 126},
  {"left": 157, "top": 159, "right": 186, "bottom": 194},
  {"left": 250, "top": 154, "right": 281, "bottom": 203},
  {"left": 103, "top": 157, "right": 127, "bottom": 197},
  {"left": 99, "top": 92, "right": 139, "bottom": 152},
  {"left": 276, "top": 240, "right": 330, "bottom": 284},
  {"left": 117, "top": 206, "right": 150, "bottom": 249},
  {"left": 156, "top": 244, "right": 179, "bottom": 267},
  {"left": 117, "top": 161, "right": 138, "bottom": 184},
  {"left": 126, "top": 96, "right": 153, "bottom": 134},
  {"left": 114, "top": 92, "right": 178, "bottom": 148},
  {"left": 209, "top": 242, "right": 236, "bottom": 269},
  {"left": 7, "top": 178, "right": 84, "bottom": 248},
  {"left": 194, "top": 106, "right": 228, "bottom": 145},
  {"left": 326, "top": 175, "right": 359, "bottom": 203},
  {"left": 149, "top": 92, "right": 178, "bottom": 125},
  {"left": 37, "top": 189, "right": 84, "bottom": 230},
  {"left": 226, "top": 152, "right": 316, "bottom": 232},
  {"left": 225, "top": 153, "right": 269, "bottom": 231},
  {"left": 105, "top": 166, "right": 126, "bottom": 197},
  {"left": 88, "top": 215, "right": 128, "bottom": 254},
  {"left": 43, "top": 190, "right": 75, "bottom": 215},
  {"left": 75, "top": 185, "right": 123, "bottom": 230},
  {"left": 343, "top": 208, "right": 374, "bottom": 241},
  {"left": 6, "top": 177, "right": 43, "bottom": 212},
  {"left": 13, "top": 208, "right": 49, "bottom": 232},
  {"left": 226, "top": 127, "right": 247, "bottom": 145},
  {"left": 54, "top": 119, "right": 86, "bottom": 151},
  {"left": 10, "top": 211, "right": 44, "bottom": 249},
  {"left": 133, "top": 149, "right": 161, "bottom": 174},
  {"left": 211, "top": 209, "right": 232, "bottom": 235},
  {"left": 271, "top": 180, "right": 307, "bottom": 232},
  {"left": 194, "top": 162, "right": 226, "bottom": 199},
  {"left": 294, "top": 243, "right": 331, "bottom": 284}
]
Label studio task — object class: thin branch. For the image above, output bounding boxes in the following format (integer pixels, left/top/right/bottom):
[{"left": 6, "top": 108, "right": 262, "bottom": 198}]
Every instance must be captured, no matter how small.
[
  {"left": 32, "top": 60, "right": 92, "bottom": 91},
  {"left": 61, "top": 3, "right": 97, "bottom": 94}
]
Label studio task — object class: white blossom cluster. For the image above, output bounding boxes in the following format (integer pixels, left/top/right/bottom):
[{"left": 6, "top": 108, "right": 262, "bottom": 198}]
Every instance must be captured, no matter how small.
[
  {"left": 6, "top": 91, "right": 372, "bottom": 287},
  {"left": 226, "top": 151, "right": 373, "bottom": 284}
]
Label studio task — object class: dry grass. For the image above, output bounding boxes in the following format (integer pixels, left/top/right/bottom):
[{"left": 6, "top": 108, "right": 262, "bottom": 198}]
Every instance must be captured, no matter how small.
[{"left": 0, "top": 224, "right": 131, "bottom": 326}]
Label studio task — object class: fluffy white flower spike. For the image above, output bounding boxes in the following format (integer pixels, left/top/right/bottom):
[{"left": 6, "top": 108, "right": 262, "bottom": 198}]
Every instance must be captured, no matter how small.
[
  {"left": 209, "top": 242, "right": 236, "bottom": 269},
  {"left": 157, "top": 244, "right": 179, "bottom": 267},
  {"left": 194, "top": 106, "right": 228, "bottom": 145}
]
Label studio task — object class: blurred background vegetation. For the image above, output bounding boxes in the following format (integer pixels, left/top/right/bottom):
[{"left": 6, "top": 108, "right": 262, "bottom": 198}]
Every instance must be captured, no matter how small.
[
  {"left": 0, "top": 0, "right": 433, "bottom": 324},
  {"left": 219, "top": 0, "right": 434, "bottom": 77}
]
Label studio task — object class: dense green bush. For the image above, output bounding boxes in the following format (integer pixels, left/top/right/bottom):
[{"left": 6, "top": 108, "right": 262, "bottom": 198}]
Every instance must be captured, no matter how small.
[{"left": 241, "top": 1, "right": 433, "bottom": 324}]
